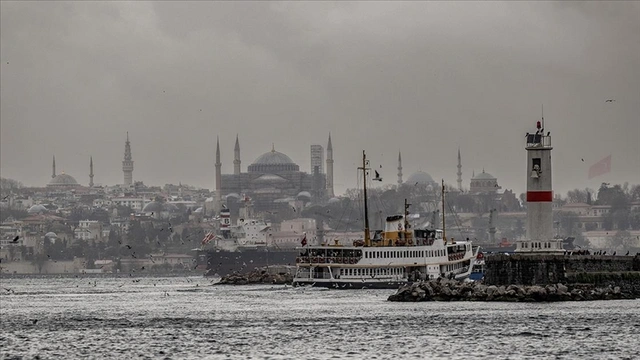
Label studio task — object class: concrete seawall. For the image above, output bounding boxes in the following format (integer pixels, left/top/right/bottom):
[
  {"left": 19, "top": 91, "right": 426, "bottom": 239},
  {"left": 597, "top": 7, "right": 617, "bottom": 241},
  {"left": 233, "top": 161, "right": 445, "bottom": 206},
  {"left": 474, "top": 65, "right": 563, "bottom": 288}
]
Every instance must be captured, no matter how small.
[{"left": 485, "top": 254, "right": 640, "bottom": 290}]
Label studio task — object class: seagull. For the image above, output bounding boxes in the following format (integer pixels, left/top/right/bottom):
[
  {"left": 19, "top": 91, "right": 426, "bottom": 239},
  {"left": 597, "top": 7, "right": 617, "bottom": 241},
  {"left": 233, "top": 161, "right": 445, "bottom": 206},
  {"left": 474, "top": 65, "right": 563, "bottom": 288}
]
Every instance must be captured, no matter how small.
[{"left": 605, "top": 99, "right": 615, "bottom": 102}]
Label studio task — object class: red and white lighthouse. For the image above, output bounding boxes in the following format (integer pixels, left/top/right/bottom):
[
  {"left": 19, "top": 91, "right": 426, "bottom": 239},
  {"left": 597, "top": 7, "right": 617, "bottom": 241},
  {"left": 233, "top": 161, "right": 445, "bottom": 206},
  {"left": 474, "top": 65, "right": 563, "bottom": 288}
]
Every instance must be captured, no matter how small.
[{"left": 516, "top": 120, "right": 564, "bottom": 253}]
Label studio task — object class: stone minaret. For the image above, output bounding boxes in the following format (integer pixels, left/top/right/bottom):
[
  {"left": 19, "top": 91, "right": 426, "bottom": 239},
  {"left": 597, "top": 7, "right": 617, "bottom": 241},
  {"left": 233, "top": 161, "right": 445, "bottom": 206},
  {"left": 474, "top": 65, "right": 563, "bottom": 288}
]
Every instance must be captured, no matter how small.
[
  {"left": 326, "top": 133, "right": 334, "bottom": 197},
  {"left": 122, "top": 132, "right": 134, "bottom": 186},
  {"left": 52, "top": 155, "right": 56, "bottom": 179},
  {"left": 457, "top": 148, "right": 462, "bottom": 191},
  {"left": 234, "top": 134, "right": 241, "bottom": 175},
  {"left": 215, "top": 136, "right": 222, "bottom": 211},
  {"left": 89, "top": 156, "right": 94, "bottom": 188},
  {"left": 397, "top": 151, "right": 403, "bottom": 185}
]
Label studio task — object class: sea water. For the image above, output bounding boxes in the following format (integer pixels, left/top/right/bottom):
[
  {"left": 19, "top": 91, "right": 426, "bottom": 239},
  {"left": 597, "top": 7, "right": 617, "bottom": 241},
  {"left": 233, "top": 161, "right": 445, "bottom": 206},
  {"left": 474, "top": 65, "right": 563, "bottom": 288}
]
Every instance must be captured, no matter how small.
[{"left": 1, "top": 276, "right": 638, "bottom": 359}]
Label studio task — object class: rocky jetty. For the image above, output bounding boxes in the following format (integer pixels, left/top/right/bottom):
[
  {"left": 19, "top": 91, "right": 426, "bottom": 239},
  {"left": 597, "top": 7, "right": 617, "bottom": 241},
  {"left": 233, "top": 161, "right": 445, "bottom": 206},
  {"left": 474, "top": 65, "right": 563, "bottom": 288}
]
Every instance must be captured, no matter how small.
[
  {"left": 216, "top": 267, "right": 293, "bottom": 285},
  {"left": 388, "top": 278, "right": 639, "bottom": 302}
]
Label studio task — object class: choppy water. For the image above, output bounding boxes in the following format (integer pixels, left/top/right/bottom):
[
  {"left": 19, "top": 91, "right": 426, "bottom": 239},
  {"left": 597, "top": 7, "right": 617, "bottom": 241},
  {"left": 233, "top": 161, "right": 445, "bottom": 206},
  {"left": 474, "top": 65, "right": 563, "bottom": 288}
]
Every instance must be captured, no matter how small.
[{"left": 1, "top": 276, "right": 638, "bottom": 359}]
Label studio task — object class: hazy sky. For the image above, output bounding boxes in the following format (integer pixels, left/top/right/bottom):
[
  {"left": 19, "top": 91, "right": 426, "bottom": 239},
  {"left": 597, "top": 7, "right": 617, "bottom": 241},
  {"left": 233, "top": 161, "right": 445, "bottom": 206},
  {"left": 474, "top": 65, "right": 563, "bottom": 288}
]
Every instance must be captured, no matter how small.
[{"left": 1, "top": 1, "right": 639, "bottom": 196}]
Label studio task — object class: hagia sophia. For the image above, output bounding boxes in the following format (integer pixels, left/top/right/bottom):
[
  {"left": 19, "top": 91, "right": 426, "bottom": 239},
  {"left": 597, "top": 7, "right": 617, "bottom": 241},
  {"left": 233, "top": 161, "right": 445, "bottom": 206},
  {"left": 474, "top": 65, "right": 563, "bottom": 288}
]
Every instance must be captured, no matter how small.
[{"left": 214, "top": 134, "right": 335, "bottom": 213}]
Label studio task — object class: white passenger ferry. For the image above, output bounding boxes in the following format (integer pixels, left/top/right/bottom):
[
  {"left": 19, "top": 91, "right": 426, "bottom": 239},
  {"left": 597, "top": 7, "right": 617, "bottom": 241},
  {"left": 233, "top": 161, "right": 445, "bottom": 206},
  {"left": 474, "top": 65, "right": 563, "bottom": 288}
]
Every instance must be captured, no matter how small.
[{"left": 292, "top": 151, "right": 478, "bottom": 289}]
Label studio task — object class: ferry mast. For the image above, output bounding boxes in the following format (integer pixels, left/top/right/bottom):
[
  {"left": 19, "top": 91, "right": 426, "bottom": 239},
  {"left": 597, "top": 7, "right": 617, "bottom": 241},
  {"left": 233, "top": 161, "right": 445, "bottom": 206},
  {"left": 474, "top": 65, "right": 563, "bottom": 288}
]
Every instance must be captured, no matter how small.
[
  {"left": 442, "top": 179, "right": 446, "bottom": 243},
  {"left": 359, "top": 150, "right": 371, "bottom": 247}
]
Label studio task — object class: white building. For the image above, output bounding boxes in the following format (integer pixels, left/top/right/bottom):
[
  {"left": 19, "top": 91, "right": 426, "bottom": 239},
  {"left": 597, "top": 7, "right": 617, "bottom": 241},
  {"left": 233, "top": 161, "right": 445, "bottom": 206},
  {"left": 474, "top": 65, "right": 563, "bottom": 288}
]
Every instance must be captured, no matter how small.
[{"left": 111, "top": 197, "right": 149, "bottom": 211}]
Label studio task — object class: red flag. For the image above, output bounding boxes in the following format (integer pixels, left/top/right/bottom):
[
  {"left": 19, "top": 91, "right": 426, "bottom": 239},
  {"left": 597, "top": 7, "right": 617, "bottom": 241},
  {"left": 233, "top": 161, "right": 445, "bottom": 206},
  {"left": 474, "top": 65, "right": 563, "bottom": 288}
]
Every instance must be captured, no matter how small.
[
  {"left": 301, "top": 234, "right": 307, "bottom": 246},
  {"left": 588, "top": 155, "right": 612, "bottom": 179}
]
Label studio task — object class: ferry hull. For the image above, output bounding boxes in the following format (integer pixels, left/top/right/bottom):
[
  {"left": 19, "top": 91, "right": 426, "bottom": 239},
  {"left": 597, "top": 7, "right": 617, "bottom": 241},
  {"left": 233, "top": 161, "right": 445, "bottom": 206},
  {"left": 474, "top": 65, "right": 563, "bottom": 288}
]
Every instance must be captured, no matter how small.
[{"left": 293, "top": 272, "right": 472, "bottom": 290}]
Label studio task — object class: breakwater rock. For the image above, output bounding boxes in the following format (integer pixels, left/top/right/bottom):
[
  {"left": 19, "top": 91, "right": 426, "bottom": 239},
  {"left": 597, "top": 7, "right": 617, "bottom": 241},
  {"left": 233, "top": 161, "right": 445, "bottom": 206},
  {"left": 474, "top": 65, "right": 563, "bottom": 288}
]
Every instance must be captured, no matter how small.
[
  {"left": 216, "top": 267, "right": 293, "bottom": 285},
  {"left": 387, "top": 278, "right": 639, "bottom": 302}
]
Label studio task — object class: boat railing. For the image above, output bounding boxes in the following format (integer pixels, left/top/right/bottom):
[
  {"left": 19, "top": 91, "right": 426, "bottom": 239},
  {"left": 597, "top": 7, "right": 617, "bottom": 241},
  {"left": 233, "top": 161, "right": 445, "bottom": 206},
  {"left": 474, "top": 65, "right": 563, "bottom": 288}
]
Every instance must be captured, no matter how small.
[
  {"left": 447, "top": 252, "right": 465, "bottom": 261},
  {"left": 296, "top": 256, "right": 362, "bottom": 264}
]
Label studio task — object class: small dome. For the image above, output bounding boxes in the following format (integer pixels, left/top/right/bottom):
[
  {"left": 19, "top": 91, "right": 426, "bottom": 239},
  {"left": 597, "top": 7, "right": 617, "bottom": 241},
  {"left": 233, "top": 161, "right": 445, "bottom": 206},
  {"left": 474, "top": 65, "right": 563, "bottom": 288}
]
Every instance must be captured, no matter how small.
[
  {"left": 297, "top": 191, "right": 312, "bottom": 199},
  {"left": 328, "top": 197, "right": 341, "bottom": 204},
  {"left": 472, "top": 170, "right": 496, "bottom": 180},
  {"left": 48, "top": 173, "right": 80, "bottom": 187},
  {"left": 406, "top": 171, "right": 436, "bottom": 185},
  {"left": 44, "top": 232, "right": 58, "bottom": 238},
  {"left": 143, "top": 201, "right": 179, "bottom": 213},
  {"left": 225, "top": 193, "right": 241, "bottom": 200},
  {"left": 28, "top": 204, "right": 48, "bottom": 214}
]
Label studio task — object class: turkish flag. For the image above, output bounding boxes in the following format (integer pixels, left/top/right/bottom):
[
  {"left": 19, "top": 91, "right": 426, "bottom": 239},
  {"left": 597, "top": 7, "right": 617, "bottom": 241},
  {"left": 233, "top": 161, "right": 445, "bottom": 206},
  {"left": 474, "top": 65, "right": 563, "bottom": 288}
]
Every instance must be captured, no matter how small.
[{"left": 588, "top": 155, "right": 611, "bottom": 179}]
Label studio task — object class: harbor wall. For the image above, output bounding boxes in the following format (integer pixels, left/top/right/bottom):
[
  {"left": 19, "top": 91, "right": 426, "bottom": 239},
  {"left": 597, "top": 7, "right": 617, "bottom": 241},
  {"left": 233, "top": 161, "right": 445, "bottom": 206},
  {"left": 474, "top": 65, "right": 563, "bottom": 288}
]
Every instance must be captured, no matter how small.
[{"left": 485, "top": 254, "right": 640, "bottom": 292}]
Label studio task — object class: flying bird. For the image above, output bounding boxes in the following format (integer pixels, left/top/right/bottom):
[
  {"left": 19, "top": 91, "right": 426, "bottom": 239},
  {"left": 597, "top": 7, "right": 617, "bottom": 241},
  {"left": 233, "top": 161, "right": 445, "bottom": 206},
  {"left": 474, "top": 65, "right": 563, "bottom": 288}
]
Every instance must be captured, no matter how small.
[{"left": 605, "top": 99, "right": 615, "bottom": 102}]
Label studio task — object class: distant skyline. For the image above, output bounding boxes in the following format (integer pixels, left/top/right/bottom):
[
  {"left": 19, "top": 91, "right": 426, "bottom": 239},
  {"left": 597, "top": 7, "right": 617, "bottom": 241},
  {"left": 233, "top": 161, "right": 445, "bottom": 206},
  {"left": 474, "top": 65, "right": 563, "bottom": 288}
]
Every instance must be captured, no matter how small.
[{"left": 1, "top": 2, "right": 639, "bottom": 196}]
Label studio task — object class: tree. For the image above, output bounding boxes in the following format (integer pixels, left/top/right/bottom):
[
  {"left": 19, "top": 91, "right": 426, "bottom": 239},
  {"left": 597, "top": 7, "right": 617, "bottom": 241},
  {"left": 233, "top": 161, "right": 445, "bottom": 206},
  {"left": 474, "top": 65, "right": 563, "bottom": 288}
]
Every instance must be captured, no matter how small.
[
  {"left": 0, "top": 177, "right": 22, "bottom": 192},
  {"left": 566, "top": 189, "right": 589, "bottom": 204}
]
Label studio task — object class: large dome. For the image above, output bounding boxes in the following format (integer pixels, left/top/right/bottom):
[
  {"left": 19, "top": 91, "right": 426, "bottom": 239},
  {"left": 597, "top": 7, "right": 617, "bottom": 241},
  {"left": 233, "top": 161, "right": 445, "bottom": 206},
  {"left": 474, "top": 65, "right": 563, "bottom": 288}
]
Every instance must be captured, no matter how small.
[
  {"left": 248, "top": 147, "right": 299, "bottom": 173},
  {"left": 405, "top": 171, "right": 436, "bottom": 185},
  {"left": 48, "top": 173, "right": 80, "bottom": 188},
  {"left": 472, "top": 170, "right": 496, "bottom": 180}
]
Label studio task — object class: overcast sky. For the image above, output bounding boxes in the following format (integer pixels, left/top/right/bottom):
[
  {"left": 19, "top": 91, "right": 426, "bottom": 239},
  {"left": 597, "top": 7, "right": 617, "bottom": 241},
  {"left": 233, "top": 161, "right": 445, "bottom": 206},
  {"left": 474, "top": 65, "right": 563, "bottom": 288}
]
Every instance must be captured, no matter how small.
[{"left": 1, "top": 1, "right": 639, "bottom": 196}]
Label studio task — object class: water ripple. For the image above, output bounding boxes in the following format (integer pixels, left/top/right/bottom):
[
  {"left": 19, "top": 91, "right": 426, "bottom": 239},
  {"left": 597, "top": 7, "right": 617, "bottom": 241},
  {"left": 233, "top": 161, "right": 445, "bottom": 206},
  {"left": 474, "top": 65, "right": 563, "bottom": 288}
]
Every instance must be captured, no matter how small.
[{"left": 1, "top": 277, "right": 639, "bottom": 359}]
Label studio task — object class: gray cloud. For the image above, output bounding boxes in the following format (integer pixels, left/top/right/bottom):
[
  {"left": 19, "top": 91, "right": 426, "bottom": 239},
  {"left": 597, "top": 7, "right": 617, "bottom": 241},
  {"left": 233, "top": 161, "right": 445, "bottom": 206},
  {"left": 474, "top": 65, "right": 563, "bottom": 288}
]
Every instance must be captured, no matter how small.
[{"left": 1, "top": 2, "right": 638, "bottom": 196}]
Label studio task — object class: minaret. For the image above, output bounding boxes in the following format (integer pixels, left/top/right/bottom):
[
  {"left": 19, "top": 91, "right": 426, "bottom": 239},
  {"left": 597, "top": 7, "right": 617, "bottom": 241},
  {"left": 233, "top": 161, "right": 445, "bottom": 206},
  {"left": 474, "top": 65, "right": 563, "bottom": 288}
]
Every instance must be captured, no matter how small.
[
  {"left": 233, "top": 134, "right": 241, "bottom": 175},
  {"left": 52, "top": 155, "right": 56, "bottom": 179},
  {"left": 89, "top": 156, "right": 94, "bottom": 188},
  {"left": 516, "top": 119, "right": 563, "bottom": 253},
  {"left": 397, "top": 151, "right": 403, "bottom": 185},
  {"left": 457, "top": 148, "right": 462, "bottom": 191},
  {"left": 122, "top": 132, "right": 134, "bottom": 186},
  {"left": 215, "top": 136, "right": 222, "bottom": 212},
  {"left": 326, "top": 133, "right": 334, "bottom": 197}
]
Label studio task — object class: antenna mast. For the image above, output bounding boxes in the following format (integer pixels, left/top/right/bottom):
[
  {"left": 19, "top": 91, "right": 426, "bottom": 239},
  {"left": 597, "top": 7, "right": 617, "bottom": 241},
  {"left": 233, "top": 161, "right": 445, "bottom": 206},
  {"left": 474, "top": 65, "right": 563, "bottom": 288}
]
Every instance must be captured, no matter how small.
[{"left": 541, "top": 104, "right": 544, "bottom": 130}]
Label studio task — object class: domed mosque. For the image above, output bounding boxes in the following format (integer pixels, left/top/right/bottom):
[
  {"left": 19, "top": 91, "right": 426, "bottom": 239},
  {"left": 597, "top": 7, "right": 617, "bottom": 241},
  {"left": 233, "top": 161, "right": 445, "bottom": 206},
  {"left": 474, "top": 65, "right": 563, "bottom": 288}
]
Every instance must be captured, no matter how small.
[
  {"left": 47, "top": 156, "right": 82, "bottom": 189},
  {"left": 405, "top": 171, "right": 437, "bottom": 187},
  {"left": 46, "top": 155, "right": 85, "bottom": 189},
  {"left": 215, "top": 135, "right": 334, "bottom": 213}
]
